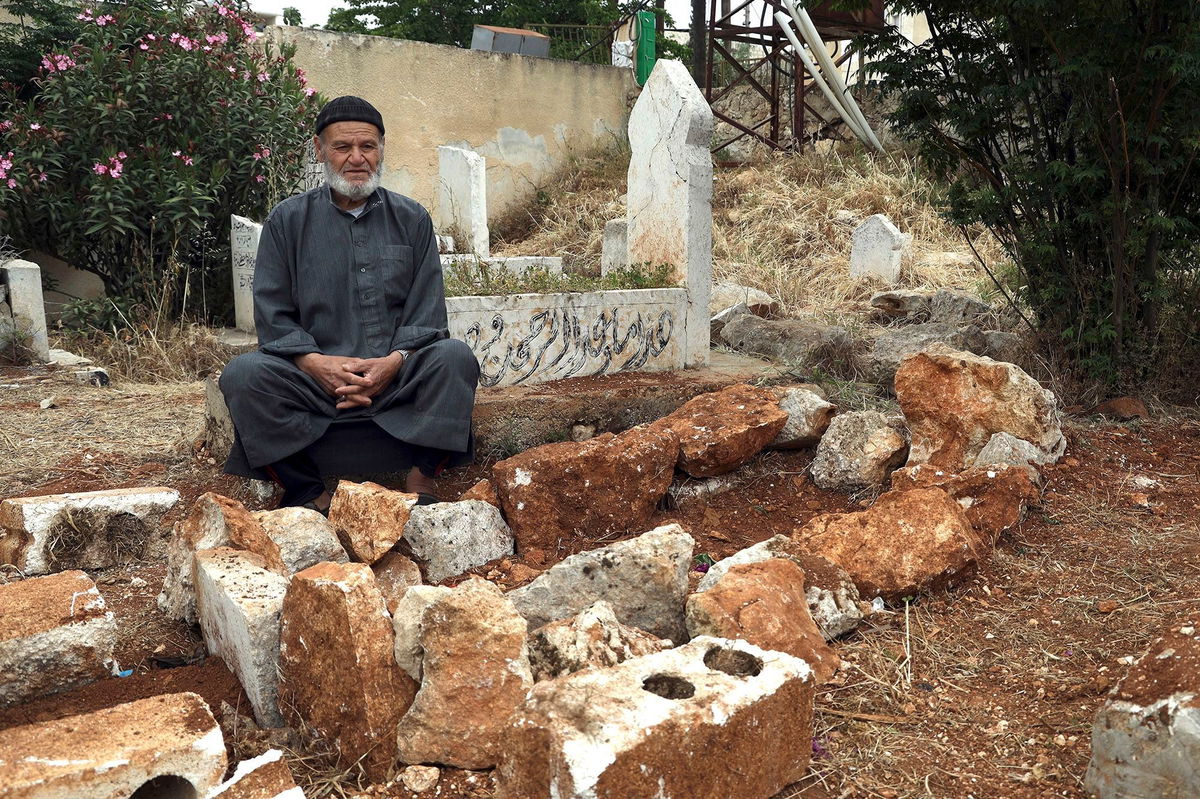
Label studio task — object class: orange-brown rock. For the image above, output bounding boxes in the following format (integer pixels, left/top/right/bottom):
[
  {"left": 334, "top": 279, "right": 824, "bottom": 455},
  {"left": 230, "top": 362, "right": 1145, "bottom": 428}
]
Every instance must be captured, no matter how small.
[
  {"left": 0, "top": 570, "right": 116, "bottom": 708},
  {"left": 794, "top": 488, "right": 985, "bottom": 600},
  {"left": 895, "top": 345, "right": 1064, "bottom": 471},
  {"left": 372, "top": 550, "right": 423, "bottom": 615},
  {"left": 279, "top": 562, "right": 416, "bottom": 781},
  {"left": 394, "top": 577, "right": 532, "bottom": 769},
  {"left": 492, "top": 424, "right": 678, "bottom": 552},
  {"left": 0, "top": 692, "right": 226, "bottom": 797},
  {"left": 686, "top": 559, "right": 839, "bottom": 684},
  {"left": 650, "top": 383, "right": 788, "bottom": 477},
  {"left": 328, "top": 480, "right": 418, "bottom": 564},
  {"left": 460, "top": 479, "right": 500, "bottom": 507},
  {"left": 891, "top": 464, "right": 1040, "bottom": 543}
]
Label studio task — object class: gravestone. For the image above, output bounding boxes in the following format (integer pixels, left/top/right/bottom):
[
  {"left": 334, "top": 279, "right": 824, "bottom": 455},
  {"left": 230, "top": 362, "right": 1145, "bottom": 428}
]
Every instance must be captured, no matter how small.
[
  {"left": 1, "top": 260, "right": 50, "bottom": 361},
  {"left": 438, "top": 145, "right": 490, "bottom": 259},
  {"left": 850, "top": 214, "right": 906, "bottom": 284},
  {"left": 230, "top": 216, "right": 262, "bottom": 333},
  {"left": 601, "top": 219, "right": 628, "bottom": 277},
  {"left": 303, "top": 139, "right": 324, "bottom": 191},
  {"left": 626, "top": 60, "right": 713, "bottom": 368}
]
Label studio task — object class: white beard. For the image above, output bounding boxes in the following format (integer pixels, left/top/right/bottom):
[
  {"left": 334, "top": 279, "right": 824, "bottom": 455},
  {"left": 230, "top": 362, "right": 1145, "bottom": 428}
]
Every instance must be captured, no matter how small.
[{"left": 323, "top": 157, "right": 383, "bottom": 201}]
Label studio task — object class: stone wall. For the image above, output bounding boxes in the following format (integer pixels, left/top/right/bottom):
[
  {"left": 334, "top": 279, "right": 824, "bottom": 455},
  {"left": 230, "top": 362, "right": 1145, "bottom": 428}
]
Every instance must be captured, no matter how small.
[{"left": 270, "top": 26, "right": 636, "bottom": 226}]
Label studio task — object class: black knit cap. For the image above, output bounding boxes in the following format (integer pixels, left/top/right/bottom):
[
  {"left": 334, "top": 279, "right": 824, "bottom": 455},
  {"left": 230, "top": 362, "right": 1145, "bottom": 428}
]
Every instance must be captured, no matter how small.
[{"left": 315, "top": 96, "right": 385, "bottom": 137}]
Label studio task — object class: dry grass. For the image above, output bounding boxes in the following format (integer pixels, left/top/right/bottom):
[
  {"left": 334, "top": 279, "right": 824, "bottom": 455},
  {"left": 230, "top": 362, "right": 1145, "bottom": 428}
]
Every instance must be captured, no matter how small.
[
  {"left": 54, "top": 321, "right": 237, "bottom": 383},
  {"left": 491, "top": 144, "right": 1012, "bottom": 321}
]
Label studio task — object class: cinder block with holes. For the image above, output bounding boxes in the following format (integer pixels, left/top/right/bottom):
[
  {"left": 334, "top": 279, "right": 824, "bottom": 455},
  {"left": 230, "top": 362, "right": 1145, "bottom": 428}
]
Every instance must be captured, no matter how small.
[{"left": 494, "top": 636, "right": 815, "bottom": 799}]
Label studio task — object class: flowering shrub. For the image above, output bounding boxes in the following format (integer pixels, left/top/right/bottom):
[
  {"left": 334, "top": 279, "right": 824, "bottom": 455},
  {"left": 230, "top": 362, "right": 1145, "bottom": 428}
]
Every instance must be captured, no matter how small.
[{"left": 0, "top": 0, "right": 320, "bottom": 321}]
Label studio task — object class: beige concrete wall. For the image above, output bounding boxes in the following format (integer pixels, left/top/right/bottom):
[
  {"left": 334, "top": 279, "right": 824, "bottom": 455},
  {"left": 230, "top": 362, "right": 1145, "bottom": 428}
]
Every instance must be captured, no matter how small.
[{"left": 271, "top": 26, "right": 636, "bottom": 226}]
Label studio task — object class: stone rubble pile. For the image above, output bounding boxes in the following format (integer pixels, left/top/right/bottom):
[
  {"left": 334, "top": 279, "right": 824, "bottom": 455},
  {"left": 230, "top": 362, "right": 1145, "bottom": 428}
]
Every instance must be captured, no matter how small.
[{"left": 0, "top": 343, "right": 1086, "bottom": 798}]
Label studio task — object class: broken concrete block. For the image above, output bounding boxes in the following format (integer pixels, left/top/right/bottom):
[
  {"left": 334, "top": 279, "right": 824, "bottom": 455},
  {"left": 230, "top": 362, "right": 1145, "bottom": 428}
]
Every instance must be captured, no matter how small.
[
  {"left": 686, "top": 559, "right": 839, "bottom": 683},
  {"left": 159, "top": 492, "right": 286, "bottom": 625},
  {"left": 527, "top": 600, "right": 670, "bottom": 681},
  {"left": 495, "top": 637, "right": 814, "bottom": 799},
  {"left": 279, "top": 562, "right": 417, "bottom": 781},
  {"left": 0, "top": 570, "right": 117, "bottom": 708},
  {"left": 850, "top": 214, "right": 906, "bottom": 284},
  {"left": 492, "top": 424, "right": 678, "bottom": 553},
  {"left": 0, "top": 486, "right": 180, "bottom": 575},
  {"left": 507, "top": 524, "right": 694, "bottom": 642},
  {"left": 811, "top": 410, "right": 909, "bottom": 492},
  {"left": 328, "top": 480, "right": 418, "bottom": 564},
  {"left": 391, "top": 585, "right": 452, "bottom": 681},
  {"left": 770, "top": 386, "right": 837, "bottom": 449},
  {"left": 373, "top": 550, "right": 424, "bottom": 615},
  {"left": 195, "top": 547, "right": 289, "bottom": 727},
  {"left": 252, "top": 505, "right": 348, "bottom": 572},
  {"left": 1085, "top": 616, "right": 1200, "bottom": 799},
  {"left": 697, "top": 534, "right": 863, "bottom": 640},
  {"left": 0, "top": 692, "right": 226, "bottom": 798},
  {"left": 402, "top": 500, "right": 513, "bottom": 583},
  {"left": 395, "top": 577, "right": 533, "bottom": 769},
  {"left": 650, "top": 384, "right": 788, "bottom": 477},
  {"left": 209, "top": 749, "right": 302, "bottom": 798}
]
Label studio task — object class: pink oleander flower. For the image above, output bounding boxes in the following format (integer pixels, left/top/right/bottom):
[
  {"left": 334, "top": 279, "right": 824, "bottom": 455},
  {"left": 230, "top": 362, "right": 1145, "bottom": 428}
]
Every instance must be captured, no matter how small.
[
  {"left": 139, "top": 43, "right": 148, "bottom": 50},
  {"left": 147, "top": 33, "right": 157, "bottom": 40},
  {"left": 5, "top": 179, "right": 14, "bottom": 189},
  {"left": 0, "top": 121, "right": 11, "bottom": 132},
  {"left": 183, "top": 156, "right": 193, "bottom": 166},
  {"left": 29, "top": 123, "right": 40, "bottom": 130},
  {"left": 217, "top": 5, "right": 231, "bottom": 16},
  {"left": 227, "top": 66, "right": 236, "bottom": 73},
  {"left": 171, "top": 149, "right": 181, "bottom": 156},
  {"left": 304, "top": 87, "right": 315, "bottom": 97},
  {"left": 255, "top": 174, "right": 265, "bottom": 183},
  {"left": 38, "top": 172, "right": 47, "bottom": 182},
  {"left": 257, "top": 72, "right": 268, "bottom": 82},
  {"left": 93, "top": 163, "right": 108, "bottom": 175},
  {"left": 117, "top": 151, "right": 127, "bottom": 159},
  {"left": 94, "top": 14, "right": 115, "bottom": 26}
]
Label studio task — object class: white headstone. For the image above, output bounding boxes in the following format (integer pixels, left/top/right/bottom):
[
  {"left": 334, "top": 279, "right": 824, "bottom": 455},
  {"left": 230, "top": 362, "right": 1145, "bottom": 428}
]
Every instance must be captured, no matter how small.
[
  {"left": 438, "top": 145, "right": 489, "bottom": 259},
  {"left": 230, "top": 215, "right": 262, "bottom": 333},
  {"left": 1, "top": 260, "right": 50, "bottom": 361},
  {"left": 303, "top": 139, "right": 324, "bottom": 191},
  {"left": 601, "top": 219, "right": 628, "bottom": 277},
  {"left": 626, "top": 60, "right": 713, "bottom": 368},
  {"left": 850, "top": 214, "right": 906, "bottom": 284}
]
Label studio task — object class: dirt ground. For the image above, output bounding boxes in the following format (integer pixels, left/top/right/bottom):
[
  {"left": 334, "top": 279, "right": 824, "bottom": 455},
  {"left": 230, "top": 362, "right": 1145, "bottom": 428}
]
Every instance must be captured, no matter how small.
[{"left": 2, "top": 365, "right": 1199, "bottom": 799}]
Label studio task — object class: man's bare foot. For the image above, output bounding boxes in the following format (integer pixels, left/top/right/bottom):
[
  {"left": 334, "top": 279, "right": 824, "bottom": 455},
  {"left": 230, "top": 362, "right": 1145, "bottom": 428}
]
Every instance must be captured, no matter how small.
[
  {"left": 405, "top": 467, "right": 437, "bottom": 498},
  {"left": 305, "top": 489, "right": 332, "bottom": 514}
]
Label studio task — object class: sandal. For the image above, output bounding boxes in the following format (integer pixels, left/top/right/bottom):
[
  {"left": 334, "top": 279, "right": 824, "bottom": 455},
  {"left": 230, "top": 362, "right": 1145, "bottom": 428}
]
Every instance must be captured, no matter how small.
[
  {"left": 301, "top": 500, "right": 330, "bottom": 517},
  {"left": 416, "top": 492, "right": 440, "bottom": 506}
]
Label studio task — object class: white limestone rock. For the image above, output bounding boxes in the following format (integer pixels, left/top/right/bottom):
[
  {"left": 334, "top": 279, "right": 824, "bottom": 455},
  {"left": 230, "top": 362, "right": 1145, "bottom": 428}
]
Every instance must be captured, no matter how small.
[
  {"left": 771, "top": 387, "right": 837, "bottom": 449},
  {"left": 252, "top": 505, "right": 348, "bottom": 573},
  {"left": 1085, "top": 617, "right": 1200, "bottom": 798},
  {"left": 507, "top": 523, "right": 695, "bottom": 642},
  {"left": 402, "top": 500, "right": 514, "bottom": 583},
  {"left": 811, "top": 410, "right": 910, "bottom": 492},
  {"left": 391, "top": 585, "right": 453, "bottom": 681},
  {"left": 526, "top": 600, "right": 671, "bottom": 681},
  {"left": 708, "top": 280, "right": 778, "bottom": 317},
  {"left": 194, "top": 547, "right": 289, "bottom": 727}
]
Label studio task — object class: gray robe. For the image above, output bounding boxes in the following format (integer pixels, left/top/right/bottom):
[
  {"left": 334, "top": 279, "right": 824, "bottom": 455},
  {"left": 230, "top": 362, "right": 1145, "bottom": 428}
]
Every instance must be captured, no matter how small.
[{"left": 220, "top": 185, "right": 479, "bottom": 475}]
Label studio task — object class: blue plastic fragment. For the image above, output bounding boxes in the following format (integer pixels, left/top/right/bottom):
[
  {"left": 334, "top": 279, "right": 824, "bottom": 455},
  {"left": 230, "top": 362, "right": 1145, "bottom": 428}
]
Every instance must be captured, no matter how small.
[{"left": 116, "top": 668, "right": 134, "bottom": 678}]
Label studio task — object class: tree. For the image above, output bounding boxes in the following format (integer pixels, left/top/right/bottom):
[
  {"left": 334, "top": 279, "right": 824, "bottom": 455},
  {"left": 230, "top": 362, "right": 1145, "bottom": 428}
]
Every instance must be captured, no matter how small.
[
  {"left": 858, "top": 1, "right": 1200, "bottom": 388},
  {"left": 282, "top": 6, "right": 301, "bottom": 25},
  {"left": 0, "top": 0, "right": 84, "bottom": 99},
  {"left": 325, "top": 0, "right": 630, "bottom": 49}
]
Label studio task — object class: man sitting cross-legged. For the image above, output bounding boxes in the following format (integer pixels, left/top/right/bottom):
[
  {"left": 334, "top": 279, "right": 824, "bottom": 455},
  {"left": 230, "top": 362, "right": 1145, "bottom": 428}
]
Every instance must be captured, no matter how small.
[{"left": 220, "top": 95, "right": 479, "bottom": 512}]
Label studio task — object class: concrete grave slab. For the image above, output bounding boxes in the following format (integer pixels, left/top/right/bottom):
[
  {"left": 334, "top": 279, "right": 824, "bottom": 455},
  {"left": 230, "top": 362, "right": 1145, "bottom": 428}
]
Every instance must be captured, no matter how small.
[
  {"left": 600, "top": 219, "right": 628, "bottom": 276},
  {"left": 230, "top": 215, "right": 262, "bottom": 333},
  {"left": 850, "top": 214, "right": 908, "bottom": 284},
  {"left": 2, "top": 259, "right": 50, "bottom": 361},
  {"left": 0, "top": 570, "right": 117, "bottom": 708},
  {"left": 0, "top": 692, "right": 226, "bottom": 799},
  {"left": 626, "top": 59, "right": 713, "bottom": 369},
  {"left": 0, "top": 486, "right": 180, "bottom": 575}
]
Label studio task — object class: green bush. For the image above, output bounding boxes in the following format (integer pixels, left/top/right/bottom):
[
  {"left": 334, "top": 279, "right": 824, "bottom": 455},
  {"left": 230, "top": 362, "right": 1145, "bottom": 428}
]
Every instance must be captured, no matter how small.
[
  {"left": 0, "top": 0, "right": 319, "bottom": 322},
  {"left": 859, "top": 1, "right": 1200, "bottom": 390}
]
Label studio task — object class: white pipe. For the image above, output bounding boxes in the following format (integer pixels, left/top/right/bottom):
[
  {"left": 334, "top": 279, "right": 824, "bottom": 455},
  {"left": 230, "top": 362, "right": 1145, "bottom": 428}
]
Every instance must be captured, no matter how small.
[
  {"left": 773, "top": 11, "right": 870, "bottom": 145},
  {"left": 785, "top": 0, "right": 885, "bottom": 152}
]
